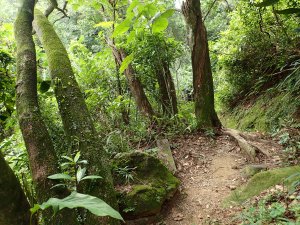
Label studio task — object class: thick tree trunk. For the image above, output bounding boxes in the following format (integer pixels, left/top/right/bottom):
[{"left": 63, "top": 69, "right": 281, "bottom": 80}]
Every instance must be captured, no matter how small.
[
  {"left": 0, "top": 152, "right": 33, "bottom": 225},
  {"left": 182, "top": 0, "right": 221, "bottom": 129},
  {"left": 33, "top": 9, "right": 119, "bottom": 225},
  {"left": 113, "top": 48, "right": 155, "bottom": 118},
  {"left": 155, "top": 62, "right": 178, "bottom": 116},
  {"left": 14, "top": 2, "right": 78, "bottom": 225}
]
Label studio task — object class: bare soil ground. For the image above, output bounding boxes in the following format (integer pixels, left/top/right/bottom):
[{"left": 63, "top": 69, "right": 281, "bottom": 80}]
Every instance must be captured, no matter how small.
[{"left": 156, "top": 132, "right": 282, "bottom": 225}]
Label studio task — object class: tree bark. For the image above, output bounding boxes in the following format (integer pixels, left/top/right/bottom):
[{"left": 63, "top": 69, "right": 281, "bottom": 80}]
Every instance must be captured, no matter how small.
[
  {"left": 14, "top": 2, "right": 78, "bottom": 225},
  {"left": 155, "top": 62, "right": 178, "bottom": 116},
  {"left": 33, "top": 9, "right": 119, "bottom": 225},
  {"left": 0, "top": 152, "right": 33, "bottom": 225},
  {"left": 182, "top": 0, "right": 221, "bottom": 129},
  {"left": 115, "top": 56, "right": 130, "bottom": 125},
  {"left": 113, "top": 48, "right": 155, "bottom": 118}
]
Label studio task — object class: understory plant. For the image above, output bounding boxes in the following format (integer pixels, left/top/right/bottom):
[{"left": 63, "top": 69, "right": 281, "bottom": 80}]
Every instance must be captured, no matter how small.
[{"left": 30, "top": 152, "right": 123, "bottom": 224}]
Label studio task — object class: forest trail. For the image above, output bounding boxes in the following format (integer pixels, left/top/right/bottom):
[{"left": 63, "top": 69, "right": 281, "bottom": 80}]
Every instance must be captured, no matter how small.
[{"left": 158, "top": 132, "right": 282, "bottom": 225}]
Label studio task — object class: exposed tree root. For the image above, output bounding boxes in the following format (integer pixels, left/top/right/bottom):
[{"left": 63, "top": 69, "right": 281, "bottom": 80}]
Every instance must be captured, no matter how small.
[{"left": 223, "top": 128, "right": 270, "bottom": 162}]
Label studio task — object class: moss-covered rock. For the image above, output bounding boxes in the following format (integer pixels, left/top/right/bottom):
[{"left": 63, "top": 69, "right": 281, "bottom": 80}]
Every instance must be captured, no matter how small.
[
  {"left": 112, "top": 152, "right": 180, "bottom": 219},
  {"left": 226, "top": 166, "right": 300, "bottom": 204},
  {"left": 241, "top": 164, "right": 268, "bottom": 178}
]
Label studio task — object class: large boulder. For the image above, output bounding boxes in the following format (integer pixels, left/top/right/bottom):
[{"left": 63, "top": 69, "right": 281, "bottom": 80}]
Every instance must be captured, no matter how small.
[{"left": 112, "top": 152, "right": 180, "bottom": 219}]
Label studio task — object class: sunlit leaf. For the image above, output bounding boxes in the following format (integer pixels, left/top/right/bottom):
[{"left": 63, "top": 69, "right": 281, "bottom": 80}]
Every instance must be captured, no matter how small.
[
  {"left": 160, "top": 9, "right": 175, "bottom": 19},
  {"left": 81, "top": 175, "right": 102, "bottom": 181},
  {"left": 48, "top": 173, "right": 73, "bottom": 180},
  {"left": 62, "top": 156, "right": 74, "bottom": 162},
  {"left": 120, "top": 53, "right": 134, "bottom": 73},
  {"left": 76, "top": 166, "right": 86, "bottom": 182},
  {"left": 152, "top": 17, "right": 169, "bottom": 33},
  {"left": 74, "top": 151, "right": 81, "bottom": 163},
  {"left": 112, "top": 19, "right": 131, "bottom": 37}
]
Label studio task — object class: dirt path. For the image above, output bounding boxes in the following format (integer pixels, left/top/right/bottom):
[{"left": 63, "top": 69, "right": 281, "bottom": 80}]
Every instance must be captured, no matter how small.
[{"left": 157, "top": 133, "right": 281, "bottom": 225}]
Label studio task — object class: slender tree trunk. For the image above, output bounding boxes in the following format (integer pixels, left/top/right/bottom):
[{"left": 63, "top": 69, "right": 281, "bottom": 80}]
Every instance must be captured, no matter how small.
[
  {"left": 0, "top": 152, "right": 33, "bottom": 225},
  {"left": 14, "top": 2, "right": 78, "bottom": 225},
  {"left": 112, "top": 48, "right": 155, "bottom": 118},
  {"left": 155, "top": 62, "right": 178, "bottom": 116},
  {"left": 182, "top": 0, "right": 221, "bottom": 129},
  {"left": 115, "top": 58, "right": 130, "bottom": 125},
  {"left": 33, "top": 9, "right": 119, "bottom": 225}
]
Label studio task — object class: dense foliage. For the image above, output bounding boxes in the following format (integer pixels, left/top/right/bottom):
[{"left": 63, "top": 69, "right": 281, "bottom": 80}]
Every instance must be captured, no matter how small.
[{"left": 0, "top": 0, "right": 300, "bottom": 224}]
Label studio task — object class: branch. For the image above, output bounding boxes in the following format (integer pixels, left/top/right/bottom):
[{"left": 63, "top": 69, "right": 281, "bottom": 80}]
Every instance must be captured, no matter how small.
[
  {"left": 44, "top": 0, "right": 69, "bottom": 19},
  {"left": 203, "top": 0, "right": 218, "bottom": 22}
]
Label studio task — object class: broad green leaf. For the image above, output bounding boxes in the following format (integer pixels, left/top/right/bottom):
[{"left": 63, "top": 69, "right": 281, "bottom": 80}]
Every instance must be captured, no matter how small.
[
  {"left": 152, "top": 17, "right": 169, "bottom": 33},
  {"left": 143, "top": 3, "right": 157, "bottom": 18},
  {"left": 160, "top": 9, "right": 175, "bottom": 19},
  {"left": 120, "top": 53, "right": 134, "bottom": 73},
  {"left": 48, "top": 173, "right": 73, "bottom": 180},
  {"left": 254, "top": 0, "right": 279, "bottom": 7},
  {"left": 112, "top": 19, "right": 131, "bottom": 38},
  {"left": 76, "top": 166, "right": 86, "bottom": 182},
  {"left": 74, "top": 151, "right": 81, "bottom": 163},
  {"left": 81, "top": 175, "right": 102, "bottom": 181},
  {"left": 275, "top": 8, "right": 300, "bottom": 14},
  {"left": 62, "top": 155, "right": 74, "bottom": 162},
  {"left": 39, "top": 191, "right": 124, "bottom": 220},
  {"left": 126, "top": 0, "right": 139, "bottom": 17}
]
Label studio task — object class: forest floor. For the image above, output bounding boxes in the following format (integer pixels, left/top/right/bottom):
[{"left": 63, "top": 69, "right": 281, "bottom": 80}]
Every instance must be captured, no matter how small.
[{"left": 156, "top": 131, "right": 283, "bottom": 225}]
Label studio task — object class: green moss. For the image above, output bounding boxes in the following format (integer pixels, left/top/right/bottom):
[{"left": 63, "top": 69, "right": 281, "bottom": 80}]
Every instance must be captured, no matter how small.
[
  {"left": 112, "top": 152, "right": 180, "bottom": 219},
  {"left": 226, "top": 166, "right": 300, "bottom": 204},
  {"left": 118, "top": 184, "right": 166, "bottom": 218},
  {"left": 222, "top": 92, "right": 300, "bottom": 132}
]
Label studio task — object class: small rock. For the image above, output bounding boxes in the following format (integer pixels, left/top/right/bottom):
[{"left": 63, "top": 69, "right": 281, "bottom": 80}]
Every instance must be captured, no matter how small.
[
  {"left": 228, "top": 185, "right": 237, "bottom": 190},
  {"left": 242, "top": 164, "right": 268, "bottom": 178}
]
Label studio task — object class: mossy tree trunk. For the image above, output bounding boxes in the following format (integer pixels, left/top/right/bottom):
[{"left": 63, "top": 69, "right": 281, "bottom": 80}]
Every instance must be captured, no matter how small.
[
  {"left": 0, "top": 152, "right": 33, "bottom": 225},
  {"left": 14, "top": 2, "right": 78, "bottom": 225},
  {"left": 33, "top": 9, "right": 119, "bottom": 225},
  {"left": 182, "top": 0, "right": 221, "bottom": 129},
  {"left": 155, "top": 62, "right": 178, "bottom": 116}
]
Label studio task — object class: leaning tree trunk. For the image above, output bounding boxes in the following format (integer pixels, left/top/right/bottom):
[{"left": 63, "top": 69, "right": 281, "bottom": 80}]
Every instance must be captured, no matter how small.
[
  {"left": 155, "top": 62, "right": 178, "bottom": 116},
  {"left": 108, "top": 2, "right": 154, "bottom": 119},
  {"left": 115, "top": 58, "right": 130, "bottom": 125},
  {"left": 0, "top": 152, "right": 33, "bottom": 225},
  {"left": 33, "top": 9, "right": 119, "bottom": 225},
  {"left": 182, "top": 0, "right": 221, "bottom": 129},
  {"left": 115, "top": 49, "right": 155, "bottom": 118},
  {"left": 14, "top": 2, "right": 78, "bottom": 225}
]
